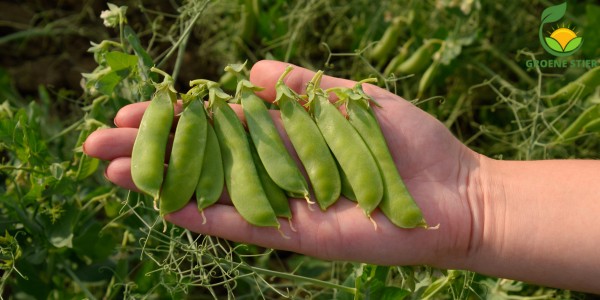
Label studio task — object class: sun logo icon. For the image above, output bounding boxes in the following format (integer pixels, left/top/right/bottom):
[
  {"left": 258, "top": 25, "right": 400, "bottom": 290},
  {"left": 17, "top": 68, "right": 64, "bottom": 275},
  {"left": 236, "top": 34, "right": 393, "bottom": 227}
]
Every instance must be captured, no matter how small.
[{"left": 538, "top": 2, "right": 583, "bottom": 56}]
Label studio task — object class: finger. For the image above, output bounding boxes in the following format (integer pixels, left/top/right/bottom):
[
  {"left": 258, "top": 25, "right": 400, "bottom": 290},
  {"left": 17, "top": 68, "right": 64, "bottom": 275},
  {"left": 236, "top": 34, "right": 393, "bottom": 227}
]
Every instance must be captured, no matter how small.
[
  {"left": 114, "top": 101, "right": 184, "bottom": 129},
  {"left": 105, "top": 157, "right": 140, "bottom": 192},
  {"left": 84, "top": 127, "right": 182, "bottom": 164},
  {"left": 165, "top": 199, "right": 437, "bottom": 265},
  {"left": 84, "top": 128, "right": 137, "bottom": 160},
  {"left": 104, "top": 156, "right": 232, "bottom": 205},
  {"left": 249, "top": 60, "right": 356, "bottom": 103}
]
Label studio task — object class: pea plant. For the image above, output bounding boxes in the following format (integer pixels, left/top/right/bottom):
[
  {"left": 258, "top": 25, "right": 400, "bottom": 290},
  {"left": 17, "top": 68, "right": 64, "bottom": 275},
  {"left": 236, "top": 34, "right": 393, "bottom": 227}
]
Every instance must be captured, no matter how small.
[{"left": 1, "top": 0, "right": 598, "bottom": 299}]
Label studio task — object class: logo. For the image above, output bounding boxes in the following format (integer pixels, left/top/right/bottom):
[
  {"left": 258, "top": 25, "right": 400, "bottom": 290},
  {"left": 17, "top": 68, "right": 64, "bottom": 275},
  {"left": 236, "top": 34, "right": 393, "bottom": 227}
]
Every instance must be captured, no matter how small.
[{"left": 539, "top": 2, "right": 583, "bottom": 56}]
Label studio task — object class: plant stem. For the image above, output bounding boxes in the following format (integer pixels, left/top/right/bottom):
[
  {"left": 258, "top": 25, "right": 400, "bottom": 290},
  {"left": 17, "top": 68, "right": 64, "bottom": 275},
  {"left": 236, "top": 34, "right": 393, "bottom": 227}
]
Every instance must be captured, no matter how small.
[
  {"left": 63, "top": 263, "right": 97, "bottom": 300},
  {"left": 217, "top": 258, "right": 356, "bottom": 295},
  {"left": 156, "top": 1, "right": 209, "bottom": 69}
]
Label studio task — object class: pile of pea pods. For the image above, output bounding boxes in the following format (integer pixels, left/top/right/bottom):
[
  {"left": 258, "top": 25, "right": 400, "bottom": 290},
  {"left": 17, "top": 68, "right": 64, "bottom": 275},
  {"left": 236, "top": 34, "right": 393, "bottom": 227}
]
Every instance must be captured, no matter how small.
[{"left": 130, "top": 66, "right": 427, "bottom": 230}]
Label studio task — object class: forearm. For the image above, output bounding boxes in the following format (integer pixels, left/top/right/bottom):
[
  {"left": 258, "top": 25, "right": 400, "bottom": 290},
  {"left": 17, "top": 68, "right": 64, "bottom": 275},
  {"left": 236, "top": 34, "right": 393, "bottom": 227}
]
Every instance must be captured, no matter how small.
[{"left": 464, "top": 157, "right": 600, "bottom": 293}]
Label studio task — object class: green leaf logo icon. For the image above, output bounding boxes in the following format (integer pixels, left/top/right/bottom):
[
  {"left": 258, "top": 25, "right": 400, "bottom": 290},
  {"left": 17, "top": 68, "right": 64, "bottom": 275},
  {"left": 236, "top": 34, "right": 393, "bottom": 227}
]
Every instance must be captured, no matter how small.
[{"left": 538, "top": 2, "right": 583, "bottom": 57}]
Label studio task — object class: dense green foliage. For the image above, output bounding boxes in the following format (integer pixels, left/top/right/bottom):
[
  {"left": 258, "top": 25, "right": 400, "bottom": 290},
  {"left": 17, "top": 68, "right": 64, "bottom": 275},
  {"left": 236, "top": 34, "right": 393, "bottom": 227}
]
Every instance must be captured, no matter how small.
[{"left": 1, "top": 0, "right": 599, "bottom": 298}]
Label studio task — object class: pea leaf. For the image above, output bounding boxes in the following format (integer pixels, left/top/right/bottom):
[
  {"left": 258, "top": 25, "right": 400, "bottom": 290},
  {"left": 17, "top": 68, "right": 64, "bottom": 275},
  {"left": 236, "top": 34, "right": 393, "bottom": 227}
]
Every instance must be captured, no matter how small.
[
  {"left": 540, "top": 2, "right": 566, "bottom": 25},
  {"left": 75, "top": 155, "right": 99, "bottom": 180},
  {"left": 380, "top": 286, "right": 410, "bottom": 300},
  {"left": 41, "top": 202, "right": 78, "bottom": 249},
  {"left": 105, "top": 51, "right": 138, "bottom": 72},
  {"left": 95, "top": 70, "right": 121, "bottom": 96},
  {"left": 124, "top": 25, "right": 156, "bottom": 82}
]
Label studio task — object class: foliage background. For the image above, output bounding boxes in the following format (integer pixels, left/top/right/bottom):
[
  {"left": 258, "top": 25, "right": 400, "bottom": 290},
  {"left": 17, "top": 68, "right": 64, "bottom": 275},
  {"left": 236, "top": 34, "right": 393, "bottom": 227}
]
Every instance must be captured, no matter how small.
[{"left": 1, "top": 0, "right": 599, "bottom": 299}]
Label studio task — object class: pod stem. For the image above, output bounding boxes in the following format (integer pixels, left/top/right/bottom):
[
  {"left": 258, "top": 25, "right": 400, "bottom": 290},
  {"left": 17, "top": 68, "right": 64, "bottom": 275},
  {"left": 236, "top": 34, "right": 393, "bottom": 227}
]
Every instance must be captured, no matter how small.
[
  {"left": 150, "top": 67, "right": 173, "bottom": 83},
  {"left": 277, "top": 65, "right": 295, "bottom": 85}
]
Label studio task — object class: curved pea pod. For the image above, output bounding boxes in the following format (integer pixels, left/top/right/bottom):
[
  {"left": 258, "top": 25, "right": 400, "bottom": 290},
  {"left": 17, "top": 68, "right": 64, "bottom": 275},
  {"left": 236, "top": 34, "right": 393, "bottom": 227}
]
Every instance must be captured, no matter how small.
[
  {"left": 547, "top": 66, "right": 600, "bottom": 106},
  {"left": 556, "top": 103, "right": 600, "bottom": 143},
  {"left": 394, "top": 40, "right": 439, "bottom": 75},
  {"left": 369, "top": 16, "right": 404, "bottom": 64},
  {"left": 248, "top": 134, "right": 292, "bottom": 220},
  {"left": 159, "top": 89, "right": 208, "bottom": 215},
  {"left": 237, "top": 79, "right": 310, "bottom": 202},
  {"left": 582, "top": 118, "right": 600, "bottom": 133},
  {"left": 131, "top": 68, "right": 176, "bottom": 203},
  {"left": 275, "top": 66, "right": 341, "bottom": 210},
  {"left": 383, "top": 38, "right": 414, "bottom": 76},
  {"left": 307, "top": 71, "right": 383, "bottom": 218},
  {"left": 196, "top": 122, "right": 224, "bottom": 212},
  {"left": 206, "top": 82, "right": 279, "bottom": 228},
  {"left": 340, "top": 83, "right": 426, "bottom": 228},
  {"left": 417, "top": 59, "right": 440, "bottom": 99}
]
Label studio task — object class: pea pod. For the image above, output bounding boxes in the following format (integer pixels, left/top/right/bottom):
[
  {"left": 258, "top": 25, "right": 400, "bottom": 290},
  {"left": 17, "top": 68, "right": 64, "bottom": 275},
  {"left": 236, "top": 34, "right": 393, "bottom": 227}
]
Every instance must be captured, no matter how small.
[
  {"left": 394, "top": 40, "right": 439, "bottom": 75},
  {"left": 548, "top": 66, "right": 600, "bottom": 105},
  {"left": 248, "top": 134, "right": 292, "bottom": 220},
  {"left": 334, "top": 82, "right": 426, "bottom": 228},
  {"left": 307, "top": 71, "right": 383, "bottom": 218},
  {"left": 204, "top": 81, "right": 279, "bottom": 228},
  {"left": 556, "top": 103, "right": 600, "bottom": 143},
  {"left": 417, "top": 59, "right": 440, "bottom": 99},
  {"left": 383, "top": 37, "right": 414, "bottom": 76},
  {"left": 582, "top": 118, "right": 600, "bottom": 132},
  {"left": 369, "top": 16, "right": 404, "bottom": 64},
  {"left": 196, "top": 122, "right": 224, "bottom": 212},
  {"left": 237, "top": 79, "right": 310, "bottom": 201},
  {"left": 131, "top": 68, "right": 176, "bottom": 204},
  {"left": 159, "top": 87, "right": 208, "bottom": 215},
  {"left": 275, "top": 66, "right": 341, "bottom": 210},
  {"left": 338, "top": 160, "right": 356, "bottom": 202}
]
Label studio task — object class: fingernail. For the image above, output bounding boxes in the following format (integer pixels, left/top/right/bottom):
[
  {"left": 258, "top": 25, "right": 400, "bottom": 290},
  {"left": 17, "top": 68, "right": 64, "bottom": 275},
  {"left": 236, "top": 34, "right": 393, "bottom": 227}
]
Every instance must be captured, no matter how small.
[
  {"left": 82, "top": 141, "right": 87, "bottom": 154},
  {"left": 103, "top": 167, "right": 109, "bottom": 181}
]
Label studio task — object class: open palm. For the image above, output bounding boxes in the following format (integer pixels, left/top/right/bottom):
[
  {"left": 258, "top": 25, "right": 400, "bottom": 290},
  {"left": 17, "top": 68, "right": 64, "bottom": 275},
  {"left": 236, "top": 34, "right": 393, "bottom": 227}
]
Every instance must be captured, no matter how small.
[{"left": 84, "top": 60, "right": 480, "bottom": 268}]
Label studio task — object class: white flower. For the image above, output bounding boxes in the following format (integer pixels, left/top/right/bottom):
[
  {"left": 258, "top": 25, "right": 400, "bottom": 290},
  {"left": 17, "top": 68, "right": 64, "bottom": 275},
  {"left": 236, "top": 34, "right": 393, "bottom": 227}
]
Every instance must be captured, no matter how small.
[{"left": 100, "top": 3, "right": 127, "bottom": 28}]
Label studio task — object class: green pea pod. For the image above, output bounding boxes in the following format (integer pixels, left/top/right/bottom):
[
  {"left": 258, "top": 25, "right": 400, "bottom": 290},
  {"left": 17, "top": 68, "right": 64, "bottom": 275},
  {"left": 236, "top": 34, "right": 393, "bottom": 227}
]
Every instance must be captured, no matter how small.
[
  {"left": 196, "top": 122, "right": 224, "bottom": 212},
  {"left": 556, "top": 103, "right": 600, "bottom": 143},
  {"left": 582, "top": 118, "right": 600, "bottom": 133},
  {"left": 339, "top": 82, "right": 426, "bottom": 228},
  {"left": 131, "top": 68, "right": 176, "bottom": 204},
  {"left": 548, "top": 66, "right": 600, "bottom": 105},
  {"left": 383, "top": 38, "right": 414, "bottom": 76},
  {"left": 394, "top": 40, "right": 438, "bottom": 75},
  {"left": 369, "top": 16, "right": 404, "bottom": 64},
  {"left": 248, "top": 134, "right": 292, "bottom": 220},
  {"left": 237, "top": 79, "right": 310, "bottom": 202},
  {"left": 338, "top": 159, "right": 356, "bottom": 202},
  {"left": 307, "top": 71, "right": 383, "bottom": 218},
  {"left": 417, "top": 59, "right": 440, "bottom": 99},
  {"left": 275, "top": 66, "right": 341, "bottom": 210},
  {"left": 159, "top": 88, "right": 208, "bottom": 215},
  {"left": 205, "top": 81, "right": 279, "bottom": 228}
]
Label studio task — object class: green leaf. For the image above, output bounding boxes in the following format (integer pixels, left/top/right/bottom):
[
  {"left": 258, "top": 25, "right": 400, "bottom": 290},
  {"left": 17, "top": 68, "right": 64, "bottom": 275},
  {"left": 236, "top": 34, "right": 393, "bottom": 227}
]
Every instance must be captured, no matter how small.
[
  {"left": 540, "top": 2, "right": 567, "bottom": 24},
  {"left": 76, "top": 155, "right": 99, "bottom": 180},
  {"left": 380, "top": 287, "right": 410, "bottom": 300},
  {"left": 354, "top": 265, "right": 392, "bottom": 300},
  {"left": 95, "top": 70, "right": 122, "bottom": 96},
  {"left": 545, "top": 37, "right": 564, "bottom": 52},
  {"left": 564, "top": 36, "right": 583, "bottom": 53},
  {"left": 105, "top": 51, "right": 137, "bottom": 71},
  {"left": 73, "top": 222, "right": 116, "bottom": 262},
  {"left": 124, "top": 25, "right": 156, "bottom": 82},
  {"left": 42, "top": 202, "right": 78, "bottom": 249}
]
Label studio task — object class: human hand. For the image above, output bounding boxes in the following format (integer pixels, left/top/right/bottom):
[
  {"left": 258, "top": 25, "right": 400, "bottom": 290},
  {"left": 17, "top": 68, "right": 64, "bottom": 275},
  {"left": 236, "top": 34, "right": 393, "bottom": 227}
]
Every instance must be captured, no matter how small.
[{"left": 83, "top": 60, "right": 481, "bottom": 269}]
